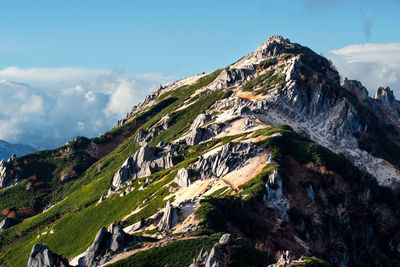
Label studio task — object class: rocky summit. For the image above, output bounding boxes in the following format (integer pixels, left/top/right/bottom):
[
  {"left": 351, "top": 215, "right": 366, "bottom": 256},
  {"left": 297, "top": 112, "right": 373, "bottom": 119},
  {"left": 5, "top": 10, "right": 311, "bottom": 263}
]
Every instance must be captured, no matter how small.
[{"left": 1, "top": 36, "right": 400, "bottom": 267}]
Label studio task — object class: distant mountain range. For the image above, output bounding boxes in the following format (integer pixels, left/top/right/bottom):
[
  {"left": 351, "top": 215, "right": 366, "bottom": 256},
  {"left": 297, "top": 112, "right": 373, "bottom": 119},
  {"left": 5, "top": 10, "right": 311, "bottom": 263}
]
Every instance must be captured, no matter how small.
[{"left": 0, "top": 139, "right": 35, "bottom": 160}]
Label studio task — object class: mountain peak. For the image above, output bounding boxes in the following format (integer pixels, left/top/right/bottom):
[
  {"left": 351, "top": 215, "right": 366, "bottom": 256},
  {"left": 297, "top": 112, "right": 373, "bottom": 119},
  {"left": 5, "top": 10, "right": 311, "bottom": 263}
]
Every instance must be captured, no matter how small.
[{"left": 373, "top": 86, "right": 397, "bottom": 106}]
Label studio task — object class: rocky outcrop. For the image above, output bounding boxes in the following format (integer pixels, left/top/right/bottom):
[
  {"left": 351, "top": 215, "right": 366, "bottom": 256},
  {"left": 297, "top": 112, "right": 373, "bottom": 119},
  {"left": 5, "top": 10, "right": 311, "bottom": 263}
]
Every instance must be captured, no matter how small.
[
  {"left": 195, "top": 142, "right": 263, "bottom": 180},
  {"left": 264, "top": 170, "right": 289, "bottom": 219},
  {"left": 134, "top": 128, "right": 148, "bottom": 146},
  {"left": 0, "top": 160, "right": 9, "bottom": 189},
  {"left": 191, "top": 114, "right": 211, "bottom": 130},
  {"left": 27, "top": 243, "right": 69, "bottom": 267},
  {"left": 189, "top": 234, "right": 234, "bottom": 267},
  {"left": 343, "top": 78, "right": 369, "bottom": 100},
  {"left": 156, "top": 198, "right": 200, "bottom": 233},
  {"left": 373, "top": 86, "right": 397, "bottom": 107},
  {"left": 207, "top": 67, "right": 256, "bottom": 91},
  {"left": 157, "top": 201, "right": 178, "bottom": 233},
  {"left": 77, "top": 226, "right": 130, "bottom": 267},
  {"left": 112, "top": 144, "right": 175, "bottom": 188},
  {"left": 0, "top": 217, "right": 11, "bottom": 231},
  {"left": 186, "top": 123, "right": 225, "bottom": 146},
  {"left": 173, "top": 168, "right": 190, "bottom": 188},
  {"left": 205, "top": 36, "right": 292, "bottom": 92}
]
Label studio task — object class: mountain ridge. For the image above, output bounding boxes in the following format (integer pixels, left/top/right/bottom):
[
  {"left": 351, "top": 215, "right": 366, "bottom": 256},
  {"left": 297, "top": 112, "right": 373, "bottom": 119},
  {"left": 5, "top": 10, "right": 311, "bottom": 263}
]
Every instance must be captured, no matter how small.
[{"left": 1, "top": 36, "right": 400, "bottom": 266}]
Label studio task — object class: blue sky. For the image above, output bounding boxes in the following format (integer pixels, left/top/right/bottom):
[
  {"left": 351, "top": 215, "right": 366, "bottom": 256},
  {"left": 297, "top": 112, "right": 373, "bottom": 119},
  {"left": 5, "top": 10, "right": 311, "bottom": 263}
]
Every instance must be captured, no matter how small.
[
  {"left": 0, "top": 0, "right": 400, "bottom": 149},
  {"left": 1, "top": 0, "right": 399, "bottom": 77}
]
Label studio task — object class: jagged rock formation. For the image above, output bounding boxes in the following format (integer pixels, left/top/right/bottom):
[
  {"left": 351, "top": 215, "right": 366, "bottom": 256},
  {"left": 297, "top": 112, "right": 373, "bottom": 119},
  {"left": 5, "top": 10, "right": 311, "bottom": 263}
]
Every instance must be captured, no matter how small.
[
  {"left": 189, "top": 234, "right": 234, "bottom": 267},
  {"left": 264, "top": 170, "right": 289, "bottom": 219},
  {"left": 27, "top": 243, "right": 69, "bottom": 267},
  {"left": 3, "top": 35, "right": 400, "bottom": 267},
  {"left": 157, "top": 201, "right": 178, "bottom": 233},
  {"left": 195, "top": 142, "right": 263, "bottom": 179},
  {"left": 112, "top": 143, "right": 175, "bottom": 188},
  {"left": 191, "top": 114, "right": 211, "bottom": 130},
  {"left": 374, "top": 86, "right": 397, "bottom": 107},
  {"left": 0, "top": 160, "right": 9, "bottom": 189},
  {"left": 342, "top": 78, "right": 369, "bottom": 101},
  {"left": 186, "top": 123, "right": 225, "bottom": 146},
  {"left": 173, "top": 168, "right": 190, "bottom": 188},
  {"left": 134, "top": 128, "right": 148, "bottom": 146},
  {"left": 77, "top": 225, "right": 130, "bottom": 266},
  {"left": 0, "top": 153, "right": 17, "bottom": 189}
]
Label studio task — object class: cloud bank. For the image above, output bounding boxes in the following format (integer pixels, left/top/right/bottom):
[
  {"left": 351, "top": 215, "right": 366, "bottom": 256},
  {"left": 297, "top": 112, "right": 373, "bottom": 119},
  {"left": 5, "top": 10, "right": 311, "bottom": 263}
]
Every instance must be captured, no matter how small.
[
  {"left": 325, "top": 43, "right": 400, "bottom": 98},
  {"left": 0, "top": 68, "right": 171, "bottom": 149}
]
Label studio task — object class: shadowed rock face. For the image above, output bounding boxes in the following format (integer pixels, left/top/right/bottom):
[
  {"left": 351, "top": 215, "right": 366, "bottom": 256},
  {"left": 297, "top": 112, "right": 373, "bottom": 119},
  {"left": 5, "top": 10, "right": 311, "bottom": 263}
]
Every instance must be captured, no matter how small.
[
  {"left": 189, "top": 234, "right": 234, "bottom": 267},
  {"left": 27, "top": 243, "right": 69, "bottom": 267},
  {"left": 77, "top": 226, "right": 129, "bottom": 267}
]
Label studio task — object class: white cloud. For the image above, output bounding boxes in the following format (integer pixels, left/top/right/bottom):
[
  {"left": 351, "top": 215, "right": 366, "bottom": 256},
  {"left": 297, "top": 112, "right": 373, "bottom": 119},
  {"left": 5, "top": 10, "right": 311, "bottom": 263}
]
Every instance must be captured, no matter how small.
[
  {"left": 103, "top": 78, "right": 138, "bottom": 118},
  {"left": 325, "top": 43, "right": 400, "bottom": 98},
  {"left": 0, "top": 68, "right": 171, "bottom": 149},
  {"left": 0, "top": 67, "right": 108, "bottom": 85}
]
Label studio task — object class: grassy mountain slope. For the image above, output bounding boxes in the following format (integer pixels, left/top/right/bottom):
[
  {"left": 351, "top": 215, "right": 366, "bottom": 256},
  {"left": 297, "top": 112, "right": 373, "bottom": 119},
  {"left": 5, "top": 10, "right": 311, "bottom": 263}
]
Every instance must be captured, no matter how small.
[{"left": 1, "top": 37, "right": 400, "bottom": 266}]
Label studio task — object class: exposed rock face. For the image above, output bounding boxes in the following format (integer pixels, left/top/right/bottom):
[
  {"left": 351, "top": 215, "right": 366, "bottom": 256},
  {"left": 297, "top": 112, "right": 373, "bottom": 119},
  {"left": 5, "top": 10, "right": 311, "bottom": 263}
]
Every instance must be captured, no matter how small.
[
  {"left": 0, "top": 217, "right": 11, "bottom": 231},
  {"left": 78, "top": 227, "right": 108, "bottom": 267},
  {"left": 189, "top": 234, "right": 235, "bottom": 267},
  {"left": 373, "top": 86, "right": 397, "bottom": 107},
  {"left": 173, "top": 168, "right": 190, "bottom": 188},
  {"left": 195, "top": 142, "right": 263, "bottom": 180},
  {"left": 77, "top": 226, "right": 129, "bottom": 267},
  {"left": 207, "top": 67, "right": 256, "bottom": 91},
  {"left": 342, "top": 78, "right": 369, "bottom": 101},
  {"left": 264, "top": 170, "right": 289, "bottom": 219},
  {"left": 205, "top": 36, "right": 291, "bottom": 92},
  {"left": 127, "top": 198, "right": 201, "bottom": 234},
  {"left": 27, "top": 243, "right": 69, "bottom": 267},
  {"left": 191, "top": 114, "right": 211, "bottom": 130},
  {"left": 134, "top": 128, "right": 148, "bottom": 146},
  {"left": 109, "top": 226, "right": 126, "bottom": 252},
  {"left": 186, "top": 123, "right": 225, "bottom": 146},
  {"left": 112, "top": 144, "right": 175, "bottom": 188},
  {"left": 0, "top": 160, "right": 9, "bottom": 189},
  {"left": 157, "top": 201, "right": 178, "bottom": 233}
]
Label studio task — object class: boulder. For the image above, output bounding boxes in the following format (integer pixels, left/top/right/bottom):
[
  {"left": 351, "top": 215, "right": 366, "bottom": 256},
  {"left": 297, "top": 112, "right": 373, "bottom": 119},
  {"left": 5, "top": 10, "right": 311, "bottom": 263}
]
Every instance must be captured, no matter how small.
[
  {"left": 78, "top": 227, "right": 109, "bottom": 267},
  {"left": 110, "top": 227, "right": 126, "bottom": 252},
  {"left": 157, "top": 201, "right": 178, "bottom": 233},
  {"left": 173, "top": 168, "right": 190, "bottom": 188},
  {"left": 27, "top": 243, "right": 69, "bottom": 267},
  {"left": 0, "top": 217, "right": 11, "bottom": 231}
]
